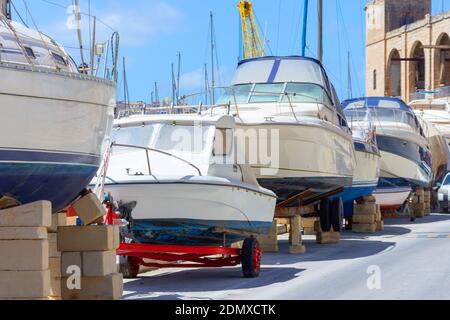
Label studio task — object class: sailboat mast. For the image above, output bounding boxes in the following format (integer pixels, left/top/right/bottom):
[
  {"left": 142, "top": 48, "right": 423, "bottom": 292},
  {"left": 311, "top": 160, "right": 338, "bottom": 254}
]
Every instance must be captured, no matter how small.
[
  {"left": 1, "top": 0, "right": 11, "bottom": 19},
  {"left": 210, "top": 12, "right": 216, "bottom": 105},
  {"left": 171, "top": 63, "right": 176, "bottom": 106},
  {"left": 301, "top": 0, "right": 309, "bottom": 56},
  {"left": 317, "top": 0, "right": 323, "bottom": 63},
  {"left": 204, "top": 64, "right": 209, "bottom": 105},
  {"left": 347, "top": 51, "right": 353, "bottom": 99},
  {"left": 73, "top": 0, "right": 86, "bottom": 72},
  {"left": 176, "top": 52, "right": 181, "bottom": 106}
]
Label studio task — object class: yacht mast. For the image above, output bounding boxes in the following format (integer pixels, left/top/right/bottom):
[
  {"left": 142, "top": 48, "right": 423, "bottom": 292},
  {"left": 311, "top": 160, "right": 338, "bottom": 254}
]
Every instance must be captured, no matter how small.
[
  {"left": 1, "top": 0, "right": 11, "bottom": 20},
  {"left": 210, "top": 12, "right": 216, "bottom": 105}
]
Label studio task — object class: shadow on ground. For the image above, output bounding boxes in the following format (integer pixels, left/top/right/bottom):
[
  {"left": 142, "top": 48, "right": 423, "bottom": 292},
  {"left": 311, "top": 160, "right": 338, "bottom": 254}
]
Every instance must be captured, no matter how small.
[{"left": 123, "top": 266, "right": 304, "bottom": 299}]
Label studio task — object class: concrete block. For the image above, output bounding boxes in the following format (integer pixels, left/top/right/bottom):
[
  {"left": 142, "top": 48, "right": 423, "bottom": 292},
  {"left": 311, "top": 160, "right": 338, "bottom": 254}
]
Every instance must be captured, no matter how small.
[
  {"left": 57, "top": 225, "right": 120, "bottom": 252},
  {"left": 289, "top": 245, "right": 306, "bottom": 254},
  {"left": 50, "top": 277, "right": 61, "bottom": 298},
  {"left": 257, "top": 221, "right": 279, "bottom": 253},
  {"left": 0, "top": 270, "right": 50, "bottom": 298},
  {"left": 352, "top": 223, "right": 377, "bottom": 233},
  {"left": 302, "top": 217, "right": 319, "bottom": 229},
  {"left": 49, "top": 257, "right": 61, "bottom": 278},
  {"left": 303, "top": 227, "right": 316, "bottom": 236},
  {"left": 352, "top": 214, "right": 376, "bottom": 224},
  {"left": 0, "top": 240, "right": 48, "bottom": 271},
  {"left": 61, "top": 273, "right": 123, "bottom": 300},
  {"left": 49, "top": 233, "right": 60, "bottom": 258},
  {"left": 0, "top": 201, "right": 51, "bottom": 227},
  {"left": 376, "top": 220, "right": 384, "bottom": 232},
  {"left": 72, "top": 192, "right": 106, "bottom": 226},
  {"left": 83, "top": 251, "right": 117, "bottom": 277},
  {"left": 48, "top": 212, "right": 69, "bottom": 233},
  {"left": 61, "top": 252, "right": 82, "bottom": 277},
  {"left": 0, "top": 227, "right": 47, "bottom": 240}
]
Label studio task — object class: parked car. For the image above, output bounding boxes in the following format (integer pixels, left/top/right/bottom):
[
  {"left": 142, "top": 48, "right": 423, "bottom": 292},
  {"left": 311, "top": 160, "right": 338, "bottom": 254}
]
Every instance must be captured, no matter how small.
[{"left": 437, "top": 173, "right": 450, "bottom": 212}]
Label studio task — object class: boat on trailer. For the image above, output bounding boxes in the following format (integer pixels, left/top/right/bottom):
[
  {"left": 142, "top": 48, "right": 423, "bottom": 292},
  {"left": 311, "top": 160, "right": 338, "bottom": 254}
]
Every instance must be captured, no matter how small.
[
  {"left": 342, "top": 97, "right": 432, "bottom": 210},
  {"left": 98, "top": 114, "right": 277, "bottom": 247},
  {"left": 340, "top": 107, "right": 381, "bottom": 217}
]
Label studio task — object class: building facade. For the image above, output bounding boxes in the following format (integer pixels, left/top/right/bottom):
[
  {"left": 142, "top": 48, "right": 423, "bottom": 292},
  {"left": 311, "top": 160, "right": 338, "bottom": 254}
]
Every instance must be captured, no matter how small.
[{"left": 366, "top": 0, "right": 450, "bottom": 102}]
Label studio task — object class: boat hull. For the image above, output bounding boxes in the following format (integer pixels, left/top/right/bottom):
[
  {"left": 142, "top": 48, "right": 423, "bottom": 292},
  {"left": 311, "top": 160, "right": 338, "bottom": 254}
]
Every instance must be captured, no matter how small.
[
  {"left": 373, "top": 187, "right": 412, "bottom": 210},
  {"left": 377, "top": 135, "right": 432, "bottom": 188},
  {"left": 103, "top": 181, "right": 276, "bottom": 246},
  {"left": 341, "top": 147, "right": 380, "bottom": 217},
  {"left": 236, "top": 122, "right": 355, "bottom": 202},
  {"left": 0, "top": 63, "right": 115, "bottom": 212}
]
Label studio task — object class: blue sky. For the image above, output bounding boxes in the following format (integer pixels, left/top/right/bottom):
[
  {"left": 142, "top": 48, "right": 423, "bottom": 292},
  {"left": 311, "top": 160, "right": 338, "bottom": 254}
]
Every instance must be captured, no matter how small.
[{"left": 10, "top": 0, "right": 450, "bottom": 103}]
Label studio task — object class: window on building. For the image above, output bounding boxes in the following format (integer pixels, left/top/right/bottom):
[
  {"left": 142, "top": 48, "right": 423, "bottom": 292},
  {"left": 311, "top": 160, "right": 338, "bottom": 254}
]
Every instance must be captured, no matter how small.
[
  {"left": 24, "top": 47, "right": 36, "bottom": 59},
  {"left": 373, "top": 70, "right": 377, "bottom": 90}
]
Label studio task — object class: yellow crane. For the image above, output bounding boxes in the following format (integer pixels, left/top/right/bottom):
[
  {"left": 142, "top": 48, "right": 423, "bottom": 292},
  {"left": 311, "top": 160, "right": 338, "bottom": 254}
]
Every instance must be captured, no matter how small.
[{"left": 237, "top": 0, "right": 265, "bottom": 60}]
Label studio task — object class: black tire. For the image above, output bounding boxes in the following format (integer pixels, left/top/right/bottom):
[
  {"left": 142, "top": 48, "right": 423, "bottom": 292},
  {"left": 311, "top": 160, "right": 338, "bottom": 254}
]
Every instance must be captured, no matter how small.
[
  {"left": 119, "top": 255, "right": 140, "bottom": 279},
  {"left": 241, "top": 237, "right": 261, "bottom": 278},
  {"left": 331, "top": 197, "right": 344, "bottom": 232},
  {"left": 319, "top": 198, "right": 332, "bottom": 232}
]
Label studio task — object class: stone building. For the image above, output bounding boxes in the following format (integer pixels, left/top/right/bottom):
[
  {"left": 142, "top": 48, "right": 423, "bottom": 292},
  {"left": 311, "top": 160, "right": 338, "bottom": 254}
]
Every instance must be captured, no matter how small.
[{"left": 366, "top": 0, "right": 450, "bottom": 102}]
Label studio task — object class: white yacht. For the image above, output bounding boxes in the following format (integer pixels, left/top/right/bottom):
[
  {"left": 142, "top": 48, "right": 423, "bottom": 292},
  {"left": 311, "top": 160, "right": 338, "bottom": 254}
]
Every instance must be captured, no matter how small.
[
  {"left": 342, "top": 97, "right": 432, "bottom": 210},
  {"left": 211, "top": 56, "right": 355, "bottom": 205},
  {"left": 410, "top": 99, "right": 450, "bottom": 173},
  {"left": 98, "top": 114, "right": 277, "bottom": 246},
  {"left": 0, "top": 2, "right": 116, "bottom": 212},
  {"left": 341, "top": 108, "right": 381, "bottom": 217}
]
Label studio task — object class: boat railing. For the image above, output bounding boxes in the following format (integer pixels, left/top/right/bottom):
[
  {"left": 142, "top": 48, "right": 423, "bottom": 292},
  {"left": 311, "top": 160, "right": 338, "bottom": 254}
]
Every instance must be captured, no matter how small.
[{"left": 111, "top": 143, "right": 203, "bottom": 177}]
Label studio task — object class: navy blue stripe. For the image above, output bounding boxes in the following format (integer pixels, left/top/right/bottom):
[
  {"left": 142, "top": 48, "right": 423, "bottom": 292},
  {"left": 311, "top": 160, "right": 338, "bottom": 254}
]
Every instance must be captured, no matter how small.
[
  {"left": 267, "top": 58, "right": 281, "bottom": 83},
  {"left": 0, "top": 149, "right": 100, "bottom": 166}
]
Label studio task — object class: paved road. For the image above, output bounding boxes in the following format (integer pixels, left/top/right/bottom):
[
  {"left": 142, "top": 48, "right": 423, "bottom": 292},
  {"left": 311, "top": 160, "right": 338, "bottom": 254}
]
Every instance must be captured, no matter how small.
[{"left": 123, "top": 213, "right": 450, "bottom": 300}]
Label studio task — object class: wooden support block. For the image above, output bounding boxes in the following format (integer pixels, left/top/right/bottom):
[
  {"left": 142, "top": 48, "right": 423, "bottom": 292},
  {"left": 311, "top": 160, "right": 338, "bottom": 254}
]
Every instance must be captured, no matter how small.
[
  {"left": 362, "top": 195, "right": 376, "bottom": 203},
  {"left": 61, "top": 252, "right": 82, "bottom": 277},
  {"left": 354, "top": 203, "right": 377, "bottom": 215},
  {"left": 289, "top": 244, "right": 306, "bottom": 254},
  {"left": 376, "top": 220, "right": 384, "bottom": 232},
  {"left": 57, "top": 226, "right": 120, "bottom": 252},
  {"left": 0, "top": 227, "right": 47, "bottom": 240},
  {"left": 303, "top": 227, "right": 316, "bottom": 236},
  {"left": 0, "top": 270, "right": 50, "bottom": 299},
  {"left": 257, "top": 221, "right": 279, "bottom": 253},
  {"left": 352, "top": 214, "right": 376, "bottom": 224},
  {"left": 0, "top": 201, "right": 51, "bottom": 227},
  {"left": 375, "top": 208, "right": 382, "bottom": 223},
  {"left": 352, "top": 223, "right": 377, "bottom": 233},
  {"left": 72, "top": 192, "right": 106, "bottom": 226},
  {"left": 0, "top": 240, "right": 48, "bottom": 271},
  {"left": 302, "top": 217, "right": 319, "bottom": 229},
  {"left": 288, "top": 216, "right": 301, "bottom": 246},
  {"left": 61, "top": 273, "right": 123, "bottom": 300},
  {"left": 316, "top": 231, "right": 340, "bottom": 244}
]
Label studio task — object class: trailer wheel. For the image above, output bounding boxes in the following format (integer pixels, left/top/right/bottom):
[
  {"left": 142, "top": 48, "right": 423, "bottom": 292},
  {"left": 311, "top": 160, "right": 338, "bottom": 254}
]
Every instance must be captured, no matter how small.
[
  {"left": 331, "top": 197, "right": 344, "bottom": 232},
  {"left": 119, "top": 255, "right": 141, "bottom": 279},
  {"left": 319, "top": 198, "right": 332, "bottom": 232},
  {"left": 241, "top": 237, "right": 261, "bottom": 278}
]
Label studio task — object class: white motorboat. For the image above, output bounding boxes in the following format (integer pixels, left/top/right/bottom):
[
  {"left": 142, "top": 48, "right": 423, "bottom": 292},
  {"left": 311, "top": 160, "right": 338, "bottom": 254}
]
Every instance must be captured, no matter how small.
[
  {"left": 210, "top": 56, "right": 355, "bottom": 204},
  {"left": 98, "top": 114, "right": 277, "bottom": 246},
  {"left": 342, "top": 97, "right": 432, "bottom": 209},
  {"left": 0, "top": 2, "right": 117, "bottom": 212},
  {"left": 410, "top": 99, "right": 450, "bottom": 174},
  {"left": 341, "top": 108, "right": 381, "bottom": 216}
]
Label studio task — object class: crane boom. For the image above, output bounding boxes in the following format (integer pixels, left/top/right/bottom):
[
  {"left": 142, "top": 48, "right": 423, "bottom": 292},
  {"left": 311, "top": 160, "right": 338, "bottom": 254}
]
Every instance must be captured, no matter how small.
[{"left": 237, "top": 0, "right": 265, "bottom": 60}]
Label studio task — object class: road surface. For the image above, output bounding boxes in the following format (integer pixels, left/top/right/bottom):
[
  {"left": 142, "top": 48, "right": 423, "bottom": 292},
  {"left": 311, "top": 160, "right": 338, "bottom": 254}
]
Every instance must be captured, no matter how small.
[{"left": 123, "top": 213, "right": 450, "bottom": 300}]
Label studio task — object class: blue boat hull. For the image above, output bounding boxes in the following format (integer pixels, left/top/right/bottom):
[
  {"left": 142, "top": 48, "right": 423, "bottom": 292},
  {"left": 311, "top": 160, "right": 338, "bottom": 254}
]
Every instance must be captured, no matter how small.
[
  {"left": 339, "top": 185, "right": 378, "bottom": 218},
  {"left": 128, "top": 219, "right": 273, "bottom": 246},
  {"left": 0, "top": 162, "right": 98, "bottom": 213}
]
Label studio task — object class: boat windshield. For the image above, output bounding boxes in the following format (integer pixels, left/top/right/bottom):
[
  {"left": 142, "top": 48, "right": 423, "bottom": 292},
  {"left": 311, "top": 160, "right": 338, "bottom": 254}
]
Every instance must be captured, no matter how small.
[
  {"left": 345, "top": 108, "right": 418, "bottom": 129},
  {"left": 217, "top": 83, "right": 332, "bottom": 105},
  {"left": 153, "top": 124, "right": 213, "bottom": 155},
  {"left": 111, "top": 125, "right": 156, "bottom": 154}
]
